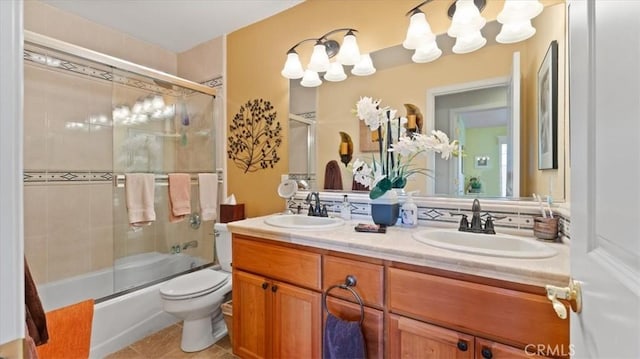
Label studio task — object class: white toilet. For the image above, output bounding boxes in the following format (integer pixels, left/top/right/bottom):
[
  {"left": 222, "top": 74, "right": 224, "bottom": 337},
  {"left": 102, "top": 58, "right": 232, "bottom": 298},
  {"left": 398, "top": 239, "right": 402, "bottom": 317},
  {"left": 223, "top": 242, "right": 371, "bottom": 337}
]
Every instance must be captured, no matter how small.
[{"left": 160, "top": 223, "right": 233, "bottom": 352}]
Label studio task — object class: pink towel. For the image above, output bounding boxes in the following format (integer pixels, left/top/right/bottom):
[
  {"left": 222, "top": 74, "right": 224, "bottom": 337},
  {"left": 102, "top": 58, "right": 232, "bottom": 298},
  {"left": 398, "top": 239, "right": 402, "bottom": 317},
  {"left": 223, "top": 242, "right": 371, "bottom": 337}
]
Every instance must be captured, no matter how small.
[
  {"left": 125, "top": 174, "right": 156, "bottom": 226},
  {"left": 168, "top": 173, "right": 191, "bottom": 223},
  {"left": 198, "top": 173, "right": 218, "bottom": 221}
]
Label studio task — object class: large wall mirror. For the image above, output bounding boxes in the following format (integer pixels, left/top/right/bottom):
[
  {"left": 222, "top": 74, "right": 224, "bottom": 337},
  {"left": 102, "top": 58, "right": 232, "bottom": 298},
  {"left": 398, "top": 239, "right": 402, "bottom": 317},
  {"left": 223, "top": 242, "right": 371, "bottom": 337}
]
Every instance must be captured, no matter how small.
[{"left": 288, "top": 3, "right": 566, "bottom": 201}]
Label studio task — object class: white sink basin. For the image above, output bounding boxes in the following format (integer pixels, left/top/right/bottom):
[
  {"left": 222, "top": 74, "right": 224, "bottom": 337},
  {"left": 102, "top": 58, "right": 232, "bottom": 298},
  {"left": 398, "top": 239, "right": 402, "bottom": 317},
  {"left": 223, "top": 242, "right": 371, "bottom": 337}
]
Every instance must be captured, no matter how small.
[
  {"left": 412, "top": 229, "right": 556, "bottom": 259},
  {"left": 264, "top": 214, "right": 344, "bottom": 230}
]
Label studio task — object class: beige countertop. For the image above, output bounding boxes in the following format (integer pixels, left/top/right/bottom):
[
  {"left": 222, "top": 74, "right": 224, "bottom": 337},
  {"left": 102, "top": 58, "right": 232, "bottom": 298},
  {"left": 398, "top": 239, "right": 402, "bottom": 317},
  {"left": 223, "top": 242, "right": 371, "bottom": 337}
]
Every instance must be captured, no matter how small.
[{"left": 227, "top": 214, "right": 570, "bottom": 288}]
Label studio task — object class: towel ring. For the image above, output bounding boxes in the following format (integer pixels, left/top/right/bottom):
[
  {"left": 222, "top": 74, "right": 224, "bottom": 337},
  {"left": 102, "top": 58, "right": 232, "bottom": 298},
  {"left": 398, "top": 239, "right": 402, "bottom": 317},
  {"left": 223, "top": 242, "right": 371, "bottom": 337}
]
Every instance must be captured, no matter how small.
[{"left": 323, "top": 275, "right": 365, "bottom": 326}]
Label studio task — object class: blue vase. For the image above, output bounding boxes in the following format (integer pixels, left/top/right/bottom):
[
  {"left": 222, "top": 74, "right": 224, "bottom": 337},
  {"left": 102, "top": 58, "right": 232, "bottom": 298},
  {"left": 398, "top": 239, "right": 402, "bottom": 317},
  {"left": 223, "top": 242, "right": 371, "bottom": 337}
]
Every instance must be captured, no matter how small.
[{"left": 370, "top": 190, "right": 399, "bottom": 226}]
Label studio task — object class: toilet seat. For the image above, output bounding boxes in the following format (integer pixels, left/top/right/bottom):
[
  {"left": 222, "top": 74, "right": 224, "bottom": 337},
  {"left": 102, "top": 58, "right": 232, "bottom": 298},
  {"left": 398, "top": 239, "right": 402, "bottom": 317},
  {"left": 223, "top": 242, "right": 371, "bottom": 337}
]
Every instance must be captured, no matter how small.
[{"left": 160, "top": 269, "right": 230, "bottom": 300}]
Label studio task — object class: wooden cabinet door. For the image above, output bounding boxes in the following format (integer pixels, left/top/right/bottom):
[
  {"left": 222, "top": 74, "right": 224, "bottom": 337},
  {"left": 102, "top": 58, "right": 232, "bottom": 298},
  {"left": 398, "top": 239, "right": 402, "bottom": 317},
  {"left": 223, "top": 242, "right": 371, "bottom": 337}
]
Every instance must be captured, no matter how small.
[
  {"left": 233, "top": 270, "right": 269, "bottom": 359},
  {"left": 271, "top": 280, "right": 322, "bottom": 359},
  {"left": 389, "top": 314, "right": 474, "bottom": 359},
  {"left": 475, "top": 338, "right": 550, "bottom": 359}
]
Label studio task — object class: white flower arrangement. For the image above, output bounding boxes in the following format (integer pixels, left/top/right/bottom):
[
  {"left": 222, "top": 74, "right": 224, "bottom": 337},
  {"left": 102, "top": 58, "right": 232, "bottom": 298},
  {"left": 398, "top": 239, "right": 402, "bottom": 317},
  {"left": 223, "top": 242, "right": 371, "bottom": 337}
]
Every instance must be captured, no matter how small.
[{"left": 352, "top": 96, "right": 458, "bottom": 199}]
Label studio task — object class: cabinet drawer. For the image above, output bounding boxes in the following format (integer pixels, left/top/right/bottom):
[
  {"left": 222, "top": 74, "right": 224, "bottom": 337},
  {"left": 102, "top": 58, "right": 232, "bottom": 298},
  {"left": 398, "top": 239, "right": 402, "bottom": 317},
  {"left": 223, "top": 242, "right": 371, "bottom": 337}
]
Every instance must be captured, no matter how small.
[
  {"left": 388, "top": 314, "right": 474, "bottom": 359},
  {"left": 325, "top": 297, "right": 384, "bottom": 359},
  {"left": 233, "top": 236, "right": 321, "bottom": 291},
  {"left": 388, "top": 267, "right": 569, "bottom": 349},
  {"left": 475, "top": 338, "right": 551, "bottom": 358},
  {"left": 323, "top": 256, "right": 384, "bottom": 308}
]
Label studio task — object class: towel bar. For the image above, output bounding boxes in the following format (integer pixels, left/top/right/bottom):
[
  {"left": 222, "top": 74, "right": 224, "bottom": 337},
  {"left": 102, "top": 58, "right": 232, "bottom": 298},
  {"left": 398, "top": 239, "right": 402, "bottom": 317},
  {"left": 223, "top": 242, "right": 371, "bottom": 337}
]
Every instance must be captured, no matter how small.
[{"left": 323, "top": 275, "right": 365, "bottom": 326}]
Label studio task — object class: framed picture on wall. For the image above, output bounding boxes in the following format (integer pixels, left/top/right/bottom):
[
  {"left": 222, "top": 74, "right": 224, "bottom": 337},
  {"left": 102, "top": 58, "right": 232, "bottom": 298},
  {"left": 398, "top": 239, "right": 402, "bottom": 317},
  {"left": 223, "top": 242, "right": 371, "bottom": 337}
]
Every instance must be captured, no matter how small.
[
  {"left": 475, "top": 156, "right": 490, "bottom": 168},
  {"left": 537, "top": 40, "right": 558, "bottom": 170},
  {"left": 358, "top": 121, "right": 379, "bottom": 152}
]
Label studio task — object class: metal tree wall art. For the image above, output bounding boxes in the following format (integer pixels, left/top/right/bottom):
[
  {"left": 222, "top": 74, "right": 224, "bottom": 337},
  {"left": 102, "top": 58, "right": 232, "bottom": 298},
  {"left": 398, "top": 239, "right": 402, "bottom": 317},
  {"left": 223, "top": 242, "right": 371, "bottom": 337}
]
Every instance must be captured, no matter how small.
[{"left": 228, "top": 98, "right": 282, "bottom": 173}]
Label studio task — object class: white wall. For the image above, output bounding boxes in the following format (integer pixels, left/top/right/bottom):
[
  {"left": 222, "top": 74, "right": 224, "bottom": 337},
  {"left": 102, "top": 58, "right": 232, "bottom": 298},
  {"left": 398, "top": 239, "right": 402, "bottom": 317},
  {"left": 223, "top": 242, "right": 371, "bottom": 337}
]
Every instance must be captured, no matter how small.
[{"left": 0, "top": 0, "right": 25, "bottom": 345}]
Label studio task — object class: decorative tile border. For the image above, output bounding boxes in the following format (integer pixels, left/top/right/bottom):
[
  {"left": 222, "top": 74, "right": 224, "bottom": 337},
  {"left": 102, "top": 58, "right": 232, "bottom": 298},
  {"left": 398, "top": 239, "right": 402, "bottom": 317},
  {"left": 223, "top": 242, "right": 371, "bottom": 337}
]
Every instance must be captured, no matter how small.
[
  {"left": 289, "top": 191, "right": 571, "bottom": 240},
  {"left": 296, "top": 112, "right": 316, "bottom": 121},
  {"left": 200, "top": 76, "right": 223, "bottom": 88},
  {"left": 24, "top": 171, "right": 112, "bottom": 184}
]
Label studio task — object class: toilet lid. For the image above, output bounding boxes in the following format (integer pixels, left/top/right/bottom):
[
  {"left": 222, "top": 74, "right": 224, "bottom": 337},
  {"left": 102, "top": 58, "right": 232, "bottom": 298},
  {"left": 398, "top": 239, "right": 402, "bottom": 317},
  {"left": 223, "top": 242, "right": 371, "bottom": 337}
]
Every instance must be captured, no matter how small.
[{"left": 160, "top": 269, "right": 230, "bottom": 299}]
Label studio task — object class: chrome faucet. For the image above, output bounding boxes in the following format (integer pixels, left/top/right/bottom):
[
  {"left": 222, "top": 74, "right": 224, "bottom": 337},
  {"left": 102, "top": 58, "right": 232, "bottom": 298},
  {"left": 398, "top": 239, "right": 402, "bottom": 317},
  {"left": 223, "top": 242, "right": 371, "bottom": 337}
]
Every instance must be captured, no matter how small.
[
  {"left": 451, "top": 199, "right": 504, "bottom": 234},
  {"left": 469, "top": 199, "right": 483, "bottom": 232},
  {"left": 305, "top": 192, "right": 328, "bottom": 217},
  {"left": 181, "top": 240, "right": 198, "bottom": 250}
]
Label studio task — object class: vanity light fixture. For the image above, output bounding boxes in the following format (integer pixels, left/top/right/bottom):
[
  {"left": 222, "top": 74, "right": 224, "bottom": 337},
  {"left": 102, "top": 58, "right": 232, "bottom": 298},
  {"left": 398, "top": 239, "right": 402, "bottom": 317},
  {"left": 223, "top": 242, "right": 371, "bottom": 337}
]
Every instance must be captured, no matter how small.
[
  {"left": 448, "top": 0, "right": 487, "bottom": 54},
  {"left": 496, "top": 0, "right": 544, "bottom": 44},
  {"left": 403, "top": 1, "right": 442, "bottom": 63},
  {"left": 404, "top": 0, "right": 543, "bottom": 61},
  {"left": 281, "top": 28, "right": 374, "bottom": 87}
]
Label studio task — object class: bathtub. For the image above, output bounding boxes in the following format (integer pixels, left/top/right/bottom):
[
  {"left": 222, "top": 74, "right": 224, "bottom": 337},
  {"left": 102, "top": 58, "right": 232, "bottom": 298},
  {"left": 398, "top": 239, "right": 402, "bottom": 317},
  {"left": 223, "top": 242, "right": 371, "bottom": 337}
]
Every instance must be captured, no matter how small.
[{"left": 36, "top": 252, "right": 208, "bottom": 358}]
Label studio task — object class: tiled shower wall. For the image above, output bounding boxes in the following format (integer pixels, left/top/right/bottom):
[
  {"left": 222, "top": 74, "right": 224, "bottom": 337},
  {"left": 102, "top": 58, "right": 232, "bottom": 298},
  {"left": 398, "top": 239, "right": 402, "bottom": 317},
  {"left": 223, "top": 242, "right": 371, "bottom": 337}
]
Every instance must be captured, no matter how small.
[
  {"left": 23, "top": 60, "right": 219, "bottom": 286},
  {"left": 23, "top": 63, "right": 114, "bottom": 284},
  {"left": 23, "top": 0, "right": 224, "bottom": 288}
]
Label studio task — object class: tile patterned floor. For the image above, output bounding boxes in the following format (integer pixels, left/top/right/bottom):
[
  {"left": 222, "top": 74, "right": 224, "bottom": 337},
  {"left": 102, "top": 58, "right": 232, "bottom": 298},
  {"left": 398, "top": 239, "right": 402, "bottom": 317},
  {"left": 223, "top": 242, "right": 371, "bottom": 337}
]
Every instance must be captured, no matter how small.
[{"left": 105, "top": 324, "right": 237, "bottom": 359}]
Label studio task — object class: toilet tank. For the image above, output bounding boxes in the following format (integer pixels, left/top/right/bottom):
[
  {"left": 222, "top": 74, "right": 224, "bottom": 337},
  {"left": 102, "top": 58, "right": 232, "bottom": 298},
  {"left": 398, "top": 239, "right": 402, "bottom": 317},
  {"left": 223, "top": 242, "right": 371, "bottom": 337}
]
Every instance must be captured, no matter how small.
[{"left": 214, "top": 223, "right": 232, "bottom": 272}]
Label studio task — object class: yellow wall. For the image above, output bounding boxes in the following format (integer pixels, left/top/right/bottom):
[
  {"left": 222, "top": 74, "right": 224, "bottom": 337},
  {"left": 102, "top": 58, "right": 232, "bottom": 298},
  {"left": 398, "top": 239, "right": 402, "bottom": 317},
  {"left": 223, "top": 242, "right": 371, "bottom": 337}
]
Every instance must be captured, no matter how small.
[
  {"left": 227, "top": 0, "right": 567, "bottom": 216},
  {"left": 522, "top": 4, "right": 567, "bottom": 200}
]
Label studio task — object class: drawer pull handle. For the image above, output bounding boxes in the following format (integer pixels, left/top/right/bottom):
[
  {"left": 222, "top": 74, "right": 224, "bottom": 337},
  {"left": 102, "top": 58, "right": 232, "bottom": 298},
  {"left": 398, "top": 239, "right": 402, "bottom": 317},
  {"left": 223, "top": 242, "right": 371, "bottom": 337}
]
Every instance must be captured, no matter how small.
[
  {"left": 457, "top": 340, "right": 468, "bottom": 352},
  {"left": 323, "top": 275, "right": 364, "bottom": 326},
  {"left": 271, "top": 284, "right": 278, "bottom": 292},
  {"left": 262, "top": 282, "right": 268, "bottom": 290},
  {"left": 481, "top": 347, "right": 493, "bottom": 358}
]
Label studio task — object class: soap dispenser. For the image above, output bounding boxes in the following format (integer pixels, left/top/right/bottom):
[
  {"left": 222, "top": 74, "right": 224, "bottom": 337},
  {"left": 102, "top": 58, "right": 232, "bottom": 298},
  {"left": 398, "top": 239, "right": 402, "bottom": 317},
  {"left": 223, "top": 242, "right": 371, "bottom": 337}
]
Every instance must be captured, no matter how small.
[
  {"left": 340, "top": 195, "right": 351, "bottom": 220},
  {"left": 401, "top": 191, "right": 418, "bottom": 228}
]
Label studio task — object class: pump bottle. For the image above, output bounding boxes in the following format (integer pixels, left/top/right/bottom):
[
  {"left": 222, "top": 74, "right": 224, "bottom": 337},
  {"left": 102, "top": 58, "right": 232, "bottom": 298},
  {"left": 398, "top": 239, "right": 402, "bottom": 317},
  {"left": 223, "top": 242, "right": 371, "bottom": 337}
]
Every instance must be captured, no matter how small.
[
  {"left": 340, "top": 195, "right": 351, "bottom": 220},
  {"left": 401, "top": 192, "right": 418, "bottom": 227}
]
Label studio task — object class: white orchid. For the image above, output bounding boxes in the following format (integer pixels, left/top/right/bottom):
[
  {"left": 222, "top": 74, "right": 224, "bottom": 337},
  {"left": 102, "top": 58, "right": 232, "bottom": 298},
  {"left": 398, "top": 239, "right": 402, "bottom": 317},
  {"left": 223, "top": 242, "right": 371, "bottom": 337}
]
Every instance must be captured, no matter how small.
[
  {"left": 355, "top": 96, "right": 387, "bottom": 130},
  {"left": 351, "top": 97, "right": 458, "bottom": 199}
]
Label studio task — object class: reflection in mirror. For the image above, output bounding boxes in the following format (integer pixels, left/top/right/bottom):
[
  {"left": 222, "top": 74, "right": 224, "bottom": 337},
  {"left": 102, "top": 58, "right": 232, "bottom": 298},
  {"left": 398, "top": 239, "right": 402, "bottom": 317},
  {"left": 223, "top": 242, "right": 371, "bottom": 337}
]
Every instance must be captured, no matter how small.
[
  {"left": 288, "top": 113, "right": 316, "bottom": 189},
  {"left": 433, "top": 84, "right": 513, "bottom": 197},
  {"left": 289, "top": 3, "right": 566, "bottom": 201},
  {"left": 289, "top": 84, "right": 317, "bottom": 189},
  {"left": 428, "top": 60, "right": 520, "bottom": 198}
]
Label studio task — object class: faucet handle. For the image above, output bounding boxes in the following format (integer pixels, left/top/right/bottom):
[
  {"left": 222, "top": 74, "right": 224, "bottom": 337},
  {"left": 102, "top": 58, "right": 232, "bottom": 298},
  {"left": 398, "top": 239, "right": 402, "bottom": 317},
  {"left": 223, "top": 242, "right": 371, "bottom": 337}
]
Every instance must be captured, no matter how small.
[
  {"left": 483, "top": 216, "right": 496, "bottom": 234},
  {"left": 450, "top": 212, "right": 469, "bottom": 231},
  {"left": 320, "top": 204, "right": 328, "bottom": 217},
  {"left": 483, "top": 214, "right": 506, "bottom": 234}
]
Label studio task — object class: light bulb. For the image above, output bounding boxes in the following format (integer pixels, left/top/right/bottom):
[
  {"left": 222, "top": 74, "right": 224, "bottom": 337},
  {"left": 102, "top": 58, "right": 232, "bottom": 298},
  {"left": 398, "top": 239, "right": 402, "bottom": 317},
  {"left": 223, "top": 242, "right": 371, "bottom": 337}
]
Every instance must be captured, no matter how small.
[{"left": 281, "top": 52, "right": 304, "bottom": 79}]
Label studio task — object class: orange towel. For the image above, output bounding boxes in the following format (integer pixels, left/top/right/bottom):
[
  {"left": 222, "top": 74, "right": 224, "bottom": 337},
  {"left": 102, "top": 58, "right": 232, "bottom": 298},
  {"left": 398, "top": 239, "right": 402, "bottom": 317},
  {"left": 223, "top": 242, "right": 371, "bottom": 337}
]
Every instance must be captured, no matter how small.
[
  {"left": 168, "top": 173, "right": 191, "bottom": 223},
  {"left": 125, "top": 173, "right": 156, "bottom": 226},
  {"left": 198, "top": 173, "right": 218, "bottom": 221},
  {"left": 36, "top": 299, "right": 94, "bottom": 359}
]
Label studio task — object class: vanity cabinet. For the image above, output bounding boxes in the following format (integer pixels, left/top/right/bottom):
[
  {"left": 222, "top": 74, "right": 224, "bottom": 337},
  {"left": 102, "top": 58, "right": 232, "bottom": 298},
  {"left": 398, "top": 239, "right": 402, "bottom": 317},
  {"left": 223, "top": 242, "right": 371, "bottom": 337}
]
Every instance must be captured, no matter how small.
[
  {"left": 232, "top": 235, "right": 322, "bottom": 359},
  {"left": 323, "top": 255, "right": 385, "bottom": 358},
  {"left": 230, "top": 232, "right": 568, "bottom": 359},
  {"left": 475, "top": 338, "right": 547, "bottom": 359},
  {"left": 388, "top": 314, "right": 474, "bottom": 358},
  {"left": 388, "top": 267, "right": 568, "bottom": 358}
]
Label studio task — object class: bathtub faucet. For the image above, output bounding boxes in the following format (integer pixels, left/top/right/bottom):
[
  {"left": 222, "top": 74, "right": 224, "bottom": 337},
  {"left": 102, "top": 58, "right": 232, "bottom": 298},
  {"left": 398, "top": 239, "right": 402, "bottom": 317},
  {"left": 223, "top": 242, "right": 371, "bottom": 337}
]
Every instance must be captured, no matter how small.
[{"left": 181, "top": 240, "right": 198, "bottom": 250}]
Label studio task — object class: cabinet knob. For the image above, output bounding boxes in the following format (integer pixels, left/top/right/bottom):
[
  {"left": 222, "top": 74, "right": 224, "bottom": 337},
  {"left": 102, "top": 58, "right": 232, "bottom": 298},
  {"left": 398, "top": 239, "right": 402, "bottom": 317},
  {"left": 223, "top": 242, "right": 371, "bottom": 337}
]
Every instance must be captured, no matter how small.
[
  {"left": 262, "top": 282, "right": 268, "bottom": 290},
  {"left": 481, "top": 347, "right": 493, "bottom": 359},
  {"left": 271, "top": 284, "right": 278, "bottom": 293},
  {"left": 456, "top": 340, "right": 468, "bottom": 352}
]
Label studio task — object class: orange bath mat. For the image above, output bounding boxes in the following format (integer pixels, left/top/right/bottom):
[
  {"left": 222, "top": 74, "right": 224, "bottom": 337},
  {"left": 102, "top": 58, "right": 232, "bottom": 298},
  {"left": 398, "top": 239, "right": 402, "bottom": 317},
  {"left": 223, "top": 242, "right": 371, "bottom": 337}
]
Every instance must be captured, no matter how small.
[{"left": 36, "top": 299, "right": 94, "bottom": 359}]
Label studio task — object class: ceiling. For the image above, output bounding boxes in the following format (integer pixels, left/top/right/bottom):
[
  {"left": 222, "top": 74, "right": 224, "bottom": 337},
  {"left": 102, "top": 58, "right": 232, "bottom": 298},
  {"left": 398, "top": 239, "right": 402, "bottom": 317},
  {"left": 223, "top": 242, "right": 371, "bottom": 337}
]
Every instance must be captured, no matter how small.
[{"left": 41, "top": 0, "right": 303, "bottom": 53}]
